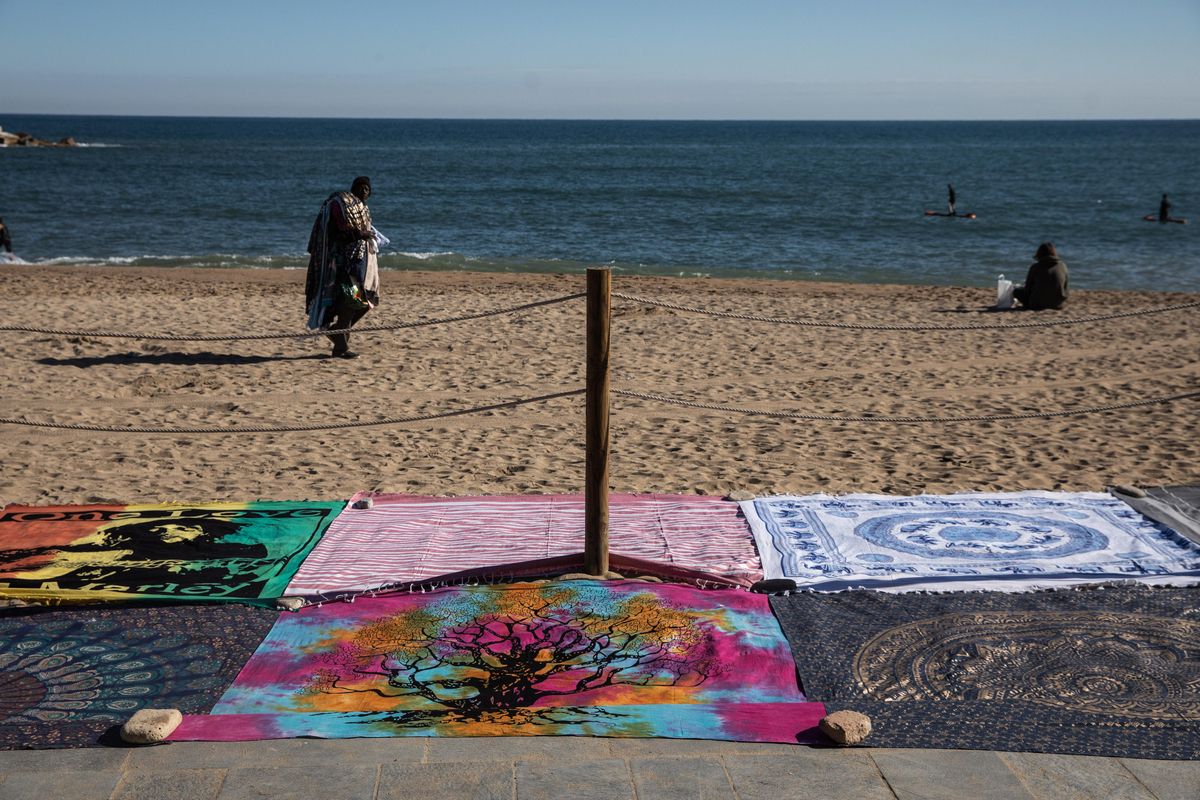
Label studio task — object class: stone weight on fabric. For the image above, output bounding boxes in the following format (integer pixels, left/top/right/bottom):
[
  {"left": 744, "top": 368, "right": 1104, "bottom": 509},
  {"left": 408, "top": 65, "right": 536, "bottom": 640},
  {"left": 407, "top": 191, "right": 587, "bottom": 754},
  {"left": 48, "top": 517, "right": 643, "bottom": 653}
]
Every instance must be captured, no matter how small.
[
  {"left": 819, "top": 710, "right": 872, "bottom": 745},
  {"left": 120, "top": 709, "right": 183, "bottom": 744}
]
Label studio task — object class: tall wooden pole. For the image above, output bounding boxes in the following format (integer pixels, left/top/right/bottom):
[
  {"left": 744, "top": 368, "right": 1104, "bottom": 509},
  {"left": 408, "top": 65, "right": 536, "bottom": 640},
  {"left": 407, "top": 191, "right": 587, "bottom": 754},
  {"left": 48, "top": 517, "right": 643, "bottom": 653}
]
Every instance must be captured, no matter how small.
[{"left": 585, "top": 267, "right": 611, "bottom": 576}]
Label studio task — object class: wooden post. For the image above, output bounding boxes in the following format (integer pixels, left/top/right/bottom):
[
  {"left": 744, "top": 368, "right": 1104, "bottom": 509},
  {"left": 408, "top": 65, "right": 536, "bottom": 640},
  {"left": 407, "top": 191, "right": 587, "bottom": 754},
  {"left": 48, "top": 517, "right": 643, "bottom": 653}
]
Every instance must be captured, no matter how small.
[{"left": 585, "top": 267, "right": 611, "bottom": 576}]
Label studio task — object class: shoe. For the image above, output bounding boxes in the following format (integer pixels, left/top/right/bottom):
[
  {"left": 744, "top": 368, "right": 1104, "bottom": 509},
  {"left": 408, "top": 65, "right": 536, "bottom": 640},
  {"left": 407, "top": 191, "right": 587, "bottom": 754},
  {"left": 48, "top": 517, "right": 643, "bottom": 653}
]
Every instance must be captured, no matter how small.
[{"left": 332, "top": 350, "right": 359, "bottom": 359}]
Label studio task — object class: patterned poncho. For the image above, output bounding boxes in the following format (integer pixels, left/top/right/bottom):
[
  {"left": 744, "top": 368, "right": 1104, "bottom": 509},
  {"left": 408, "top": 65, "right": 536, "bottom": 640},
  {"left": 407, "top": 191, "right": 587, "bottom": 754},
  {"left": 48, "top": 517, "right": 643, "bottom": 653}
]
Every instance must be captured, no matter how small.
[{"left": 305, "top": 191, "right": 374, "bottom": 329}]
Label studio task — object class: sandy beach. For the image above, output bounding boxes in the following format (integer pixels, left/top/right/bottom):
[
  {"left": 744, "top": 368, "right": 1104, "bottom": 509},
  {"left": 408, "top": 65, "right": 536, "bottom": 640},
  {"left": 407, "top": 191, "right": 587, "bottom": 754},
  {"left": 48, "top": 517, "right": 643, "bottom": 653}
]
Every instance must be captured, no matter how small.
[{"left": 0, "top": 264, "right": 1196, "bottom": 507}]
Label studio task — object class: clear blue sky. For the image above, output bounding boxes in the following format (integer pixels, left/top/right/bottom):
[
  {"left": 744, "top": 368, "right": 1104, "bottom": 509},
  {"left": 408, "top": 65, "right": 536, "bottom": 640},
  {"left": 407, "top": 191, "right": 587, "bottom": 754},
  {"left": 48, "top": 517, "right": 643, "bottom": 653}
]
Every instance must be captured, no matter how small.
[{"left": 2, "top": 0, "right": 1197, "bottom": 119}]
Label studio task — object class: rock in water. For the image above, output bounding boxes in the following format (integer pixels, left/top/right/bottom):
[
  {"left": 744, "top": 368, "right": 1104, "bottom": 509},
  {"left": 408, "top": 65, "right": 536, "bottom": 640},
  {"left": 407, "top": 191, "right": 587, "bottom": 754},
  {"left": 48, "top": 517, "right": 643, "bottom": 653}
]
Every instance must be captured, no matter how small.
[
  {"left": 819, "top": 710, "right": 872, "bottom": 745},
  {"left": 120, "top": 709, "right": 183, "bottom": 744}
]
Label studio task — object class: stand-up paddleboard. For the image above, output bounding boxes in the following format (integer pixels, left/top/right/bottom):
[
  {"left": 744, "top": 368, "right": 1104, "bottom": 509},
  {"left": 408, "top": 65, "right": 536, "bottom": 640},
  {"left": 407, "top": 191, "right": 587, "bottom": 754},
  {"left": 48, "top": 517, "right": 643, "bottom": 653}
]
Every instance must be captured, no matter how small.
[
  {"left": 924, "top": 210, "right": 977, "bottom": 219},
  {"left": 1143, "top": 214, "right": 1187, "bottom": 224}
]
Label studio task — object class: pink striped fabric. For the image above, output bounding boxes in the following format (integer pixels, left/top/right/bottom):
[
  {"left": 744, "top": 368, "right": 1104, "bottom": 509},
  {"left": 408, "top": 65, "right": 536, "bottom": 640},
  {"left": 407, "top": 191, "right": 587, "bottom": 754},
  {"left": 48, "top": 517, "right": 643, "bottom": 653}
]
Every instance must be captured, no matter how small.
[{"left": 284, "top": 493, "right": 761, "bottom": 596}]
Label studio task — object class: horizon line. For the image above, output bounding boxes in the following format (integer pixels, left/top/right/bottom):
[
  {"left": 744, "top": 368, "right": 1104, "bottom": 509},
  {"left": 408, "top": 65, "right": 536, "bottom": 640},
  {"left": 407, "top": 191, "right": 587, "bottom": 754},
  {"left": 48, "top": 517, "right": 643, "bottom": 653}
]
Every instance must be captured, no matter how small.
[{"left": 3, "top": 112, "right": 1199, "bottom": 124}]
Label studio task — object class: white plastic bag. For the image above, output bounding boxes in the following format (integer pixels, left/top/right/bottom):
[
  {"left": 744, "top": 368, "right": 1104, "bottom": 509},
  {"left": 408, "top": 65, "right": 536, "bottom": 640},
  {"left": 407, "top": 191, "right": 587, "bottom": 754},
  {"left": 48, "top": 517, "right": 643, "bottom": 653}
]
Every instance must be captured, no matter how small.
[{"left": 995, "top": 275, "right": 1014, "bottom": 309}]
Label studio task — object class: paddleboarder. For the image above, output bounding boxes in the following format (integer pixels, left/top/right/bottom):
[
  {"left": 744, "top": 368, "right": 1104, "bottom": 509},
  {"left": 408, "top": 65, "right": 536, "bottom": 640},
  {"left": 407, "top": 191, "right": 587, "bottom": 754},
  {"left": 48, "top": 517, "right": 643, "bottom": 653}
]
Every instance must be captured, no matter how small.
[
  {"left": 947, "top": 184, "right": 957, "bottom": 216},
  {"left": 1159, "top": 194, "right": 1171, "bottom": 223}
]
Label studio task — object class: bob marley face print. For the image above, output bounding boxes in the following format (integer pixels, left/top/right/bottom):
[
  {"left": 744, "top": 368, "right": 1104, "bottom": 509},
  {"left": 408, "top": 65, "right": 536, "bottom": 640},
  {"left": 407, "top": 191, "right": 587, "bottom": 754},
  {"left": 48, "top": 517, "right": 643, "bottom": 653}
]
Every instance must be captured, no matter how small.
[{"left": 0, "top": 502, "right": 341, "bottom": 603}]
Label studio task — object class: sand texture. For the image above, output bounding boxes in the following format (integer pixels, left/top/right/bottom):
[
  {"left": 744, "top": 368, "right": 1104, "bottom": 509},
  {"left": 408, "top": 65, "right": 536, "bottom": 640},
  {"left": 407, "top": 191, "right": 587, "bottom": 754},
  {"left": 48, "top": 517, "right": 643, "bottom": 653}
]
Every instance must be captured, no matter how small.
[{"left": 0, "top": 265, "right": 1196, "bottom": 506}]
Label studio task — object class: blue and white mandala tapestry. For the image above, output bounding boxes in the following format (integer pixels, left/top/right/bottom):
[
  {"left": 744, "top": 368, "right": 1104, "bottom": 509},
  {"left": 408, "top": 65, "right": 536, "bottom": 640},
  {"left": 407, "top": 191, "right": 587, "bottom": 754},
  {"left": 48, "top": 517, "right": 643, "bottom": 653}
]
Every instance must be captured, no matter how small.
[{"left": 740, "top": 492, "right": 1200, "bottom": 592}]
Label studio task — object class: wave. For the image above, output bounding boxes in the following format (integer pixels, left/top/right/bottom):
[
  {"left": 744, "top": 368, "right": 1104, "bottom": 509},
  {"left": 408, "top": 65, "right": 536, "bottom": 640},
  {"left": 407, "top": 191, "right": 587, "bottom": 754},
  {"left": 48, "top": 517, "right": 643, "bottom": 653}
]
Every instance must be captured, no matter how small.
[
  {"left": 396, "top": 250, "right": 456, "bottom": 260},
  {"left": 27, "top": 253, "right": 307, "bottom": 269},
  {"left": 15, "top": 251, "right": 836, "bottom": 284},
  {"left": 24, "top": 250, "right": 618, "bottom": 276}
]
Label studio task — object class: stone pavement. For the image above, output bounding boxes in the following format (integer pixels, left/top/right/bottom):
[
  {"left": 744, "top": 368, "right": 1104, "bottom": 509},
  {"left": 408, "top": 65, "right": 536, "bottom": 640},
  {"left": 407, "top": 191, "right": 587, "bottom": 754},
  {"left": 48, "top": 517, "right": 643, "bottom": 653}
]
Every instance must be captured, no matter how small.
[{"left": 0, "top": 738, "right": 1197, "bottom": 800}]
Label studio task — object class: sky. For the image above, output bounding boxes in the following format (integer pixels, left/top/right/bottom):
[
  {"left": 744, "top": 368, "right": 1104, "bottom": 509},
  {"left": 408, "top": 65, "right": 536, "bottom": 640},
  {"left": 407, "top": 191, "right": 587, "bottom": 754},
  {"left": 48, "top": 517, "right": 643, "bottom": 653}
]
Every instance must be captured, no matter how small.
[{"left": 1, "top": 1, "right": 1198, "bottom": 119}]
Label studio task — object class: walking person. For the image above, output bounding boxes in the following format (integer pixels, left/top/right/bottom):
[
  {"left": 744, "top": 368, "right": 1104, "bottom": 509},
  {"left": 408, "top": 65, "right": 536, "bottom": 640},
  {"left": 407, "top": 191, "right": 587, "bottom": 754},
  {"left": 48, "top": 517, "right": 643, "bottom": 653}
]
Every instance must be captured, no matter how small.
[
  {"left": 0, "top": 217, "right": 12, "bottom": 254},
  {"left": 305, "top": 177, "right": 381, "bottom": 359}
]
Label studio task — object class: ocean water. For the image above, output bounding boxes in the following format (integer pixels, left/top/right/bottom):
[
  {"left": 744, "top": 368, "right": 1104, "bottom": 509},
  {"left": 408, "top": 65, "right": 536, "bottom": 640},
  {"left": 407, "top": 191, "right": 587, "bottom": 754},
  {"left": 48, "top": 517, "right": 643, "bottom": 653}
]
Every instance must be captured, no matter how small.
[{"left": 1, "top": 115, "right": 1197, "bottom": 291}]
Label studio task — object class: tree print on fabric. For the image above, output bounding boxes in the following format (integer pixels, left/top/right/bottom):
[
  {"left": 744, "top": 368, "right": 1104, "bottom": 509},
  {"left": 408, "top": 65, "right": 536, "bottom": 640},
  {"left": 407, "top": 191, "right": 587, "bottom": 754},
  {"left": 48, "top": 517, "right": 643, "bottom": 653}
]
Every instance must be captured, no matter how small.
[{"left": 299, "top": 584, "right": 725, "bottom": 727}]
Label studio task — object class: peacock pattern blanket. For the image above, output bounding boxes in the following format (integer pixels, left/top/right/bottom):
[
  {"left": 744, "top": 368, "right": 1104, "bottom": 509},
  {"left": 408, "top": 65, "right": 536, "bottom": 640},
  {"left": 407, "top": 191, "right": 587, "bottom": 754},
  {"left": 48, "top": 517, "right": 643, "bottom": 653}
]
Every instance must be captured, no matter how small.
[
  {"left": 0, "top": 603, "right": 279, "bottom": 748},
  {"left": 173, "top": 580, "right": 824, "bottom": 743}
]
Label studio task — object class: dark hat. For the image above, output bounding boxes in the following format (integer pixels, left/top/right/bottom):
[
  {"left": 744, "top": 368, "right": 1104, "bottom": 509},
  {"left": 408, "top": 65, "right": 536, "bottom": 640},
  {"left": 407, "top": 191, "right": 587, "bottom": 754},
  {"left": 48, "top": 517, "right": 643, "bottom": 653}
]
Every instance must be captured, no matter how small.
[
  {"left": 351, "top": 176, "right": 372, "bottom": 193},
  {"left": 1035, "top": 241, "right": 1057, "bottom": 259}
]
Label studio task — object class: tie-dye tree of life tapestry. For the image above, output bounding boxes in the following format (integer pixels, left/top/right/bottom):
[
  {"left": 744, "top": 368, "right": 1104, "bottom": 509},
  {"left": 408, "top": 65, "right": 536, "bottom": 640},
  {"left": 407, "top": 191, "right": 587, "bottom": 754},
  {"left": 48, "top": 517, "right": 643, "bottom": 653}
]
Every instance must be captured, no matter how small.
[
  {"left": 173, "top": 580, "right": 825, "bottom": 743},
  {"left": 0, "top": 502, "right": 341, "bottom": 604}
]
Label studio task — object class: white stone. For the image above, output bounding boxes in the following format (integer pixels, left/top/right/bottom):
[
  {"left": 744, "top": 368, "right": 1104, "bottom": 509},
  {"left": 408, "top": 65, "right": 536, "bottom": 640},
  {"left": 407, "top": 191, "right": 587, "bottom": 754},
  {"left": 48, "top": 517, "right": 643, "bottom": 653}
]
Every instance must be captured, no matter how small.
[{"left": 120, "top": 709, "right": 183, "bottom": 744}]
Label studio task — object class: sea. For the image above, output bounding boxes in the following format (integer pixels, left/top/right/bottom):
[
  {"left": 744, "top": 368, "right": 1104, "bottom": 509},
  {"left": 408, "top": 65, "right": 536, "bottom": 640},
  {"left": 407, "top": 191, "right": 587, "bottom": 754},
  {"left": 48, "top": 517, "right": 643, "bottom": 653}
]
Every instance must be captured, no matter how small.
[{"left": 1, "top": 115, "right": 1197, "bottom": 291}]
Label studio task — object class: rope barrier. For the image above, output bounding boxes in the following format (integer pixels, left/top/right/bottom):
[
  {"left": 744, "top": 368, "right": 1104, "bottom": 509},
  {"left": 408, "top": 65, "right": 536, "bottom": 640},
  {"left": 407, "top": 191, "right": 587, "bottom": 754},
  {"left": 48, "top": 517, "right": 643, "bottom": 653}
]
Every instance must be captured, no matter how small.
[
  {"left": 613, "top": 387, "right": 1200, "bottom": 423},
  {"left": 0, "top": 293, "right": 586, "bottom": 341},
  {"left": 5, "top": 291, "right": 1193, "bottom": 339},
  {"left": 612, "top": 293, "right": 1200, "bottom": 331},
  {"left": 0, "top": 389, "right": 584, "bottom": 434}
]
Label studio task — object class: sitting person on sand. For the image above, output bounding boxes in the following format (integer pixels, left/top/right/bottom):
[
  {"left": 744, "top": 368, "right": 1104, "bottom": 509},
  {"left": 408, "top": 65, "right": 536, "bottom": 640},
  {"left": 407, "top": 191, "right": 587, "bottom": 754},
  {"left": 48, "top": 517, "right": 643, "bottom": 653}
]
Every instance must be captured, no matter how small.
[{"left": 1013, "top": 242, "right": 1069, "bottom": 310}]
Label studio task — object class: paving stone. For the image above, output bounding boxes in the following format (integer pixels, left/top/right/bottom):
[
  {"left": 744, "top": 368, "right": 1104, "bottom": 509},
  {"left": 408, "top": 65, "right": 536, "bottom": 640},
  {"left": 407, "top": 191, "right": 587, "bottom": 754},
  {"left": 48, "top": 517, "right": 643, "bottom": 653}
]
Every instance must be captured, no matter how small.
[
  {"left": 0, "top": 769, "right": 123, "bottom": 800},
  {"left": 112, "top": 768, "right": 225, "bottom": 800},
  {"left": 1118, "top": 758, "right": 1200, "bottom": 800},
  {"left": 515, "top": 758, "right": 635, "bottom": 800},
  {"left": 871, "top": 748, "right": 1033, "bottom": 800},
  {"left": 0, "top": 745, "right": 129, "bottom": 772},
  {"left": 723, "top": 749, "right": 895, "bottom": 800},
  {"left": 126, "top": 737, "right": 423, "bottom": 770},
  {"left": 377, "top": 762, "right": 511, "bottom": 800},
  {"left": 630, "top": 756, "right": 736, "bottom": 799},
  {"left": 1000, "top": 753, "right": 1156, "bottom": 800},
  {"left": 216, "top": 764, "right": 378, "bottom": 800},
  {"left": 425, "top": 735, "right": 611, "bottom": 762},
  {"left": 607, "top": 738, "right": 803, "bottom": 758}
]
